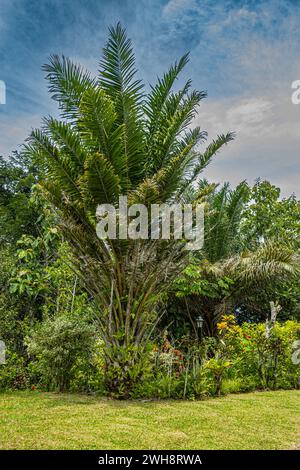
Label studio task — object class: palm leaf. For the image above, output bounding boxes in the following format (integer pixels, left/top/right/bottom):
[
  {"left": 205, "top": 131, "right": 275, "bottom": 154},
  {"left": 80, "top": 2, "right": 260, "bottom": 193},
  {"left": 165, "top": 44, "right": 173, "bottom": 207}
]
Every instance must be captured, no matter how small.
[
  {"left": 25, "top": 130, "right": 83, "bottom": 205},
  {"left": 99, "top": 22, "right": 146, "bottom": 184},
  {"left": 43, "top": 55, "right": 94, "bottom": 121},
  {"left": 83, "top": 152, "right": 121, "bottom": 209}
]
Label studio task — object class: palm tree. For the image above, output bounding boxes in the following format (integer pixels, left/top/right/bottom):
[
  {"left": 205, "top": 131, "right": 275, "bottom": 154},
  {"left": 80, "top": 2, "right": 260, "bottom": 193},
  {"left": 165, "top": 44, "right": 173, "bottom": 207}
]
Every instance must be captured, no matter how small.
[
  {"left": 25, "top": 23, "right": 233, "bottom": 396},
  {"left": 174, "top": 183, "right": 300, "bottom": 335},
  {"left": 197, "top": 179, "right": 250, "bottom": 262}
]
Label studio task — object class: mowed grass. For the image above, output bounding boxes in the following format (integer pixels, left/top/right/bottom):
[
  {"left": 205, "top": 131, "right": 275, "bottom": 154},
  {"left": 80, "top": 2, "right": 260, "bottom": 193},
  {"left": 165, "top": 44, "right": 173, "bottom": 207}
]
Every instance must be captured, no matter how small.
[{"left": 0, "top": 390, "right": 299, "bottom": 450}]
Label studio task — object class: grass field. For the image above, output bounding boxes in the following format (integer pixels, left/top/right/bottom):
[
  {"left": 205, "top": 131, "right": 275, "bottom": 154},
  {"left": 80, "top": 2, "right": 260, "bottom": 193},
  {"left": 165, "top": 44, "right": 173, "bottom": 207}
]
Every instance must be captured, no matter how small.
[{"left": 0, "top": 390, "right": 299, "bottom": 450}]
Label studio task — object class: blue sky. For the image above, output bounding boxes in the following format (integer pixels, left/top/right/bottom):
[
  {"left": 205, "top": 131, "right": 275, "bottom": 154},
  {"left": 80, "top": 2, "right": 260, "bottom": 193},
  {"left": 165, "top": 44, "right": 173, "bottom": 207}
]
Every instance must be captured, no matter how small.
[{"left": 0, "top": 0, "right": 300, "bottom": 195}]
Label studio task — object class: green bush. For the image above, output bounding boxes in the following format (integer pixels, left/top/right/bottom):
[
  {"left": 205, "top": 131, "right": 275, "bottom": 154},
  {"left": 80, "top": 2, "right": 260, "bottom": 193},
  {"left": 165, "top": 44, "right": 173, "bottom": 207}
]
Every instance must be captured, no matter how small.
[
  {"left": 222, "top": 376, "right": 258, "bottom": 394},
  {"left": 0, "top": 350, "right": 29, "bottom": 390},
  {"left": 26, "top": 316, "right": 97, "bottom": 392},
  {"left": 69, "top": 340, "right": 106, "bottom": 394},
  {"left": 131, "top": 338, "right": 212, "bottom": 399},
  {"left": 217, "top": 316, "right": 300, "bottom": 391}
]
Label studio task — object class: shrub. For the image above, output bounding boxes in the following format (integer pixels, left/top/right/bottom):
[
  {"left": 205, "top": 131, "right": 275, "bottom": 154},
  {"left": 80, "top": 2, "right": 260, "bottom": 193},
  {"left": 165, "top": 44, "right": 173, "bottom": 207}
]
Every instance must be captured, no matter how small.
[
  {"left": 205, "top": 358, "right": 232, "bottom": 396},
  {"left": 0, "top": 350, "right": 29, "bottom": 390},
  {"left": 3, "top": 315, "right": 299, "bottom": 398},
  {"left": 217, "top": 316, "right": 300, "bottom": 390},
  {"left": 26, "top": 316, "right": 97, "bottom": 392},
  {"left": 69, "top": 340, "right": 106, "bottom": 394}
]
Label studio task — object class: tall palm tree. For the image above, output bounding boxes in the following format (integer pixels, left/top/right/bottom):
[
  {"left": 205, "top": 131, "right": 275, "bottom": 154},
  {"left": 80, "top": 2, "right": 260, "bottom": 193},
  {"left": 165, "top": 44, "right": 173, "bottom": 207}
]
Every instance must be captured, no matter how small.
[{"left": 25, "top": 23, "right": 233, "bottom": 396}]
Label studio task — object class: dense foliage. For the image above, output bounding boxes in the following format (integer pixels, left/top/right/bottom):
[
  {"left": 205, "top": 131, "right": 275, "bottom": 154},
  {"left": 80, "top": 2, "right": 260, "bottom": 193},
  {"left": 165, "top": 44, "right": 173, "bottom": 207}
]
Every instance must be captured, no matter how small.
[
  {"left": 0, "top": 25, "right": 299, "bottom": 399},
  {"left": 162, "top": 181, "right": 300, "bottom": 337}
]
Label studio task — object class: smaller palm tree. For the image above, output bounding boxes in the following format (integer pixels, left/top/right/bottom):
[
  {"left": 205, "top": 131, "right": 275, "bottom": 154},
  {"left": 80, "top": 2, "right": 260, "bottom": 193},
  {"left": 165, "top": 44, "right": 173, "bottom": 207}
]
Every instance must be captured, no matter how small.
[{"left": 175, "top": 183, "right": 300, "bottom": 335}]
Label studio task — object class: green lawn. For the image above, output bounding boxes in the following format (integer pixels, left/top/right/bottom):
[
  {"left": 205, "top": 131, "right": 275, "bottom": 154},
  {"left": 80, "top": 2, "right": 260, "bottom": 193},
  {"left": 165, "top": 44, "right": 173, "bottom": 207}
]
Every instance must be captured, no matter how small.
[{"left": 0, "top": 390, "right": 299, "bottom": 450}]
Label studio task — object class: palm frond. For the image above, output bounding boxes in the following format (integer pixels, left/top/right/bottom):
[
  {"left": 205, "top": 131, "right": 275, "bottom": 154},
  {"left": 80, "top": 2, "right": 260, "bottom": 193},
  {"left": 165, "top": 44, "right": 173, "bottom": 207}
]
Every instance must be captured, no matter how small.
[
  {"left": 43, "top": 55, "right": 94, "bottom": 121},
  {"left": 99, "top": 22, "right": 146, "bottom": 184},
  {"left": 99, "top": 22, "right": 144, "bottom": 108},
  {"left": 83, "top": 152, "right": 121, "bottom": 209},
  {"left": 43, "top": 117, "right": 87, "bottom": 177},
  {"left": 179, "top": 132, "right": 235, "bottom": 194},
  {"left": 144, "top": 53, "right": 190, "bottom": 131},
  {"left": 221, "top": 242, "right": 300, "bottom": 287},
  {"left": 25, "top": 129, "right": 83, "bottom": 205}
]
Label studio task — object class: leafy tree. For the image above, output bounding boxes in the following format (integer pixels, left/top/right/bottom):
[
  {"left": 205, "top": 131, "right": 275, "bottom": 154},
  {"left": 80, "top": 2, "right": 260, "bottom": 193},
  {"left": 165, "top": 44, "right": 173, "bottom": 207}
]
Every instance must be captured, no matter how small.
[
  {"left": 239, "top": 179, "right": 300, "bottom": 320},
  {"left": 0, "top": 153, "right": 39, "bottom": 245},
  {"left": 241, "top": 179, "right": 300, "bottom": 249},
  {"left": 24, "top": 23, "right": 233, "bottom": 396},
  {"left": 0, "top": 153, "right": 42, "bottom": 354},
  {"left": 0, "top": 153, "right": 93, "bottom": 359}
]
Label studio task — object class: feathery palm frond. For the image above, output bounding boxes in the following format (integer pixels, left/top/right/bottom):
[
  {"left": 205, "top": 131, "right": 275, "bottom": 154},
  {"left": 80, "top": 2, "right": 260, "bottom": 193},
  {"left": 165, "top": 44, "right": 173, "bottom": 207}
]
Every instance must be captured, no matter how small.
[
  {"left": 83, "top": 152, "right": 121, "bottom": 208},
  {"left": 25, "top": 129, "right": 83, "bottom": 206},
  {"left": 43, "top": 55, "right": 94, "bottom": 121},
  {"left": 180, "top": 132, "right": 235, "bottom": 195},
  {"left": 99, "top": 22, "right": 146, "bottom": 184},
  {"left": 232, "top": 242, "right": 300, "bottom": 286}
]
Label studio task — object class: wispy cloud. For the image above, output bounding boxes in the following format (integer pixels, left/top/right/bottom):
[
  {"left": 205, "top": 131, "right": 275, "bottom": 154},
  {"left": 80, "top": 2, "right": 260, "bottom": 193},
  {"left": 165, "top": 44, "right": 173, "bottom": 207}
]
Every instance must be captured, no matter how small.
[
  {"left": 163, "top": 0, "right": 196, "bottom": 16},
  {"left": 198, "top": 91, "right": 300, "bottom": 196}
]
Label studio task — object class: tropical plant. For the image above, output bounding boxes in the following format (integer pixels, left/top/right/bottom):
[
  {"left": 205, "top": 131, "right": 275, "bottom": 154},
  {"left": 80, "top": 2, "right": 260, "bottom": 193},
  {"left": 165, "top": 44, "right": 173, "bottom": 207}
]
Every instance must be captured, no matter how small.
[
  {"left": 173, "top": 182, "right": 300, "bottom": 335},
  {"left": 197, "top": 179, "right": 250, "bottom": 262},
  {"left": 24, "top": 23, "right": 233, "bottom": 397},
  {"left": 205, "top": 357, "right": 232, "bottom": 396}
]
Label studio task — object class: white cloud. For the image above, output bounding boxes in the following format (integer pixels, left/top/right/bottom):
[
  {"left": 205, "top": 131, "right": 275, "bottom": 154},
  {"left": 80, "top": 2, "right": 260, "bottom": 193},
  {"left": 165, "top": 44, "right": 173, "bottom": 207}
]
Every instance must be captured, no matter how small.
[
  {"left": 226, "top": 99, "right": 273, "bottom": 130},
  {"left": 0, "top": 114, "right": 42, "bottom": 156},
  {"left": 163, "top": 0, "right": 195, "bottom": 16},
  {"left": 195, "top": 91, "right": 300, "bottom": 196}
]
